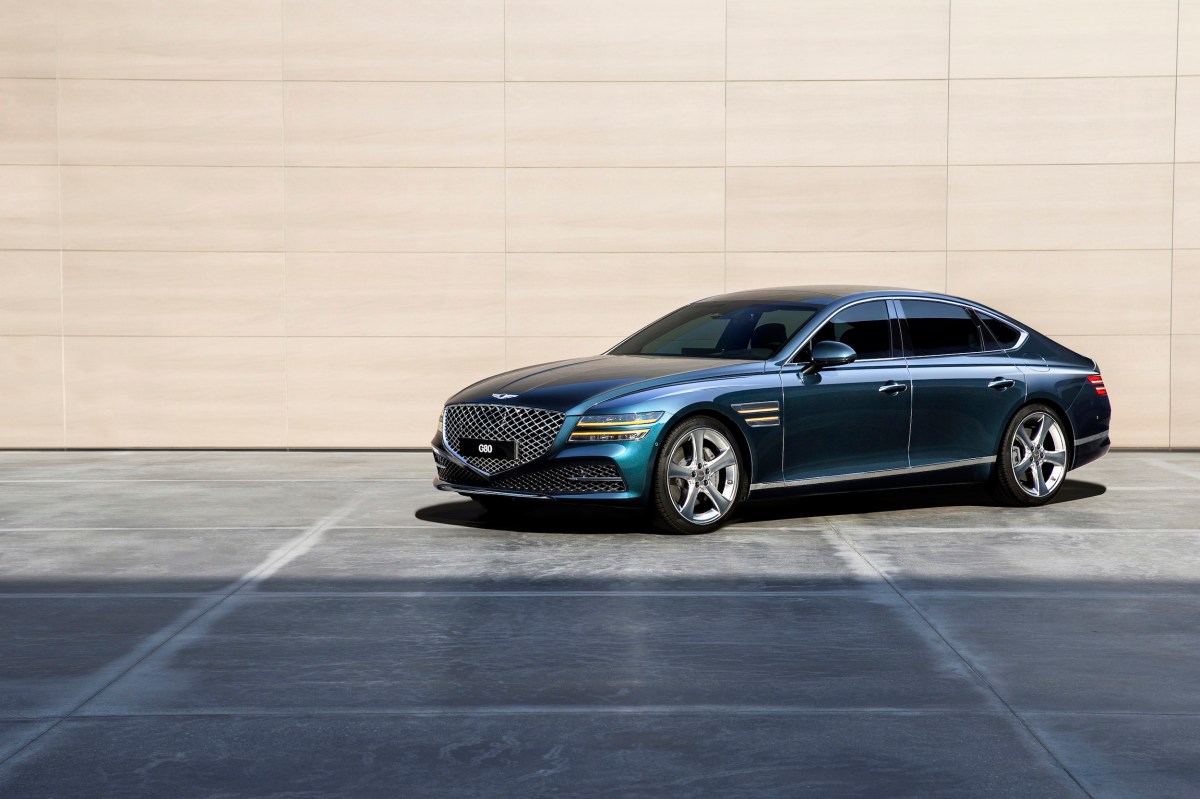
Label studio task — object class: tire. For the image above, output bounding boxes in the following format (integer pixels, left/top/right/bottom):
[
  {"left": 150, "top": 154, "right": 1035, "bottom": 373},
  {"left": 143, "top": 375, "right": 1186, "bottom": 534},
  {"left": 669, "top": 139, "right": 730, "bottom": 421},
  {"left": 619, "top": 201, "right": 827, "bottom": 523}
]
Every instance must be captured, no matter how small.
[
  {"left": 651, "top": 415, "right": 747, "bottom": 534},
  {"left": 990, "top": 403, "right": 1071, "bottom": 507},
  {"left": 470, "top": 495, "right": 528, "bottom": 517}
]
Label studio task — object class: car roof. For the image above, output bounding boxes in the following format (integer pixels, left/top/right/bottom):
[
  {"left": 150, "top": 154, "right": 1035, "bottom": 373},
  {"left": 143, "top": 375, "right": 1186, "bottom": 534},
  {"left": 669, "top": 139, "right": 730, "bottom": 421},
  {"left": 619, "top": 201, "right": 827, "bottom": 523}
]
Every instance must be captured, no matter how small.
[{"left": 698, "top": 285, "right": 949, "bottom": 305}]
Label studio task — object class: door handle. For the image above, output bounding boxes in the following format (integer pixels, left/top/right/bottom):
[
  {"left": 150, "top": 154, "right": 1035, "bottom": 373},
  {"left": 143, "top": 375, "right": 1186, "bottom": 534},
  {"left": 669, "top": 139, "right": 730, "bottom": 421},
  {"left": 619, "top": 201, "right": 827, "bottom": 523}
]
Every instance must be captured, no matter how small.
[
  {"left": 988, "top": 378, "right": 1016, "bottom": 391},
  {"left": 878, "top": 381, "right": 908, "bottom": 395}
]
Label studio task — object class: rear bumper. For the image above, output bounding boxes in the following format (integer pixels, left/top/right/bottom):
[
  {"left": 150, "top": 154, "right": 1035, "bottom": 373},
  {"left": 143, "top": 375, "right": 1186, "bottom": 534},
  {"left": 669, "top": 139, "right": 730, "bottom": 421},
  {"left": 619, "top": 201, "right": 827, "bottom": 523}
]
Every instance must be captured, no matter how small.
[{"left": 1071, "top": 430, "right": 1111, "bottom": 470}]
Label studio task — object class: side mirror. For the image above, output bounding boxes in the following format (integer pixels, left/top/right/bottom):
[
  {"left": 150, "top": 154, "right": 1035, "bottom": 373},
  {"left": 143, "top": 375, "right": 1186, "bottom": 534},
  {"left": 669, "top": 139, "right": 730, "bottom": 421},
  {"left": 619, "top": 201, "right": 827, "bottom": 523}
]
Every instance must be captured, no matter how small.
[{"left": 802, "top": 340, "right": 857, "bottom": 374}]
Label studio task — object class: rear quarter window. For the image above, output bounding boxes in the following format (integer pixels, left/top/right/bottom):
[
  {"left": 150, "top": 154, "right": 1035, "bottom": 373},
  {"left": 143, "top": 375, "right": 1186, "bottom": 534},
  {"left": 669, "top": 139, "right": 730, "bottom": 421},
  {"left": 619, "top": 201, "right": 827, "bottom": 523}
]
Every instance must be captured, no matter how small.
[{"left": 975, "top": 311, "right": 1023, "bottom": 349}]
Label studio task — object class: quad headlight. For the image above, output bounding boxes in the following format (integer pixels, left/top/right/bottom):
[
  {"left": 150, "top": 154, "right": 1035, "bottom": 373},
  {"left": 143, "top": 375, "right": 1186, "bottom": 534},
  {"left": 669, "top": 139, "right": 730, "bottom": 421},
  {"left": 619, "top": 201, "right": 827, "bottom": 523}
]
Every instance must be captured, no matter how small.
[{"left": 568, "top": 411, "right": 664, "bottom": 442}]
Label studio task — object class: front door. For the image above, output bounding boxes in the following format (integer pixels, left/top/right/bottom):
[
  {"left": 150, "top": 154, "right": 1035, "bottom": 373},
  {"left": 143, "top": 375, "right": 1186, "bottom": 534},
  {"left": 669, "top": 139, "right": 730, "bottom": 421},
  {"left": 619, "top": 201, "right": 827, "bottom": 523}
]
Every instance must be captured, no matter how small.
[{"left": 782, "top": 300, "right": 912, "bottom": 481}]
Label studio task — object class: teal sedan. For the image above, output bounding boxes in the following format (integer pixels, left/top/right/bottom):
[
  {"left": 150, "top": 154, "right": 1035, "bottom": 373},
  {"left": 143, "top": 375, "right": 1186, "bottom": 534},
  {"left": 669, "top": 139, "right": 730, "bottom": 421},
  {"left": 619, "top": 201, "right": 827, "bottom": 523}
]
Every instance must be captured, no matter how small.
[{"left": 432, "top": 286, "right": 1111, "bottom": 534}]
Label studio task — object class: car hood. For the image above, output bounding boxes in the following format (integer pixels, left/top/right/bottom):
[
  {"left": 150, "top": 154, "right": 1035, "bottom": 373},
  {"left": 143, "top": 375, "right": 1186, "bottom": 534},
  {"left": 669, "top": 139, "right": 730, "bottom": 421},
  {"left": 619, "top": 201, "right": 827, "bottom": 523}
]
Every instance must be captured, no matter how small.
[{"left": 446, "top": 355, "right": 763, "bottom": 414}]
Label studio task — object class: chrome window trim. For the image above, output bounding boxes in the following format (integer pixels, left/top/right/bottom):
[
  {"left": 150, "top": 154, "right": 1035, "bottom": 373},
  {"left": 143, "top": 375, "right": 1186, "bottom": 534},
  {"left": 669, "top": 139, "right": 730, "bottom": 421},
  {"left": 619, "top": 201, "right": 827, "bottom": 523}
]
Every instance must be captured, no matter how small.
[
  {"left": 749, "top": 455, "right": 997, "bottom": 492},
  {"left": 893, "top": 296, "right": 1030, "bottom": 359},
  {"left": 779, "top": 295, "right": 1029, "bottom": 366}
]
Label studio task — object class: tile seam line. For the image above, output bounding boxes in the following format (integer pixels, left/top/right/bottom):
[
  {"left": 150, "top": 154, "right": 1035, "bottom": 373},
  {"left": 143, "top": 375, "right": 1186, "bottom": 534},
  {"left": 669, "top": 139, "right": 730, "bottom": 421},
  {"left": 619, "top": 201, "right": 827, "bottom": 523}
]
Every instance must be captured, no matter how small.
[
  {"left": 2, "top": 589, "right": 1194, "bottom": 601},
  {"left": 25, "top": 162, "right": 1197, "bottom": 167},
  {"left": 280, "top": 0, "right": 289, "bottom": 449},
  {"left": 54, "top": 1, "right": 66, "bottom": 449},
  {"left": 0, "top": 708, "right": 1014, "bottom": 722},
  {"left": 2, "top": 525, "right": 1198, "bottom": 533},
  {"left": 1170, "top": 0, "right": 1181, "bottom": 446},
  {"left": 0, "top": 496, "right": 361, "bottom": 770},
  {"left": 825, "top": 515, "right": 1095, "bottom": 799},
  {"left": 7, "top": 709, "right": 1199, "bottom": 722},
  {"left": 36, "top": 76, "right": 1200, "bottom": 82},
  {"left": 944, "top": 0, "right": 951, "bottom": 293}
]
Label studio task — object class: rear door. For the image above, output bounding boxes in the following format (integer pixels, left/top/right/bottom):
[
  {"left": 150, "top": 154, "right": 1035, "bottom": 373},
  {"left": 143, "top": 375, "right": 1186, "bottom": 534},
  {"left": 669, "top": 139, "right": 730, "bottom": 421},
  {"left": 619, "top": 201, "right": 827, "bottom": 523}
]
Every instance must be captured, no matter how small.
[
  {"left": 781, "top": 300, "right": 912, "bottom": 481},
  {"left": 897, "top": 299, "right": 1027, "bottom": 466}
]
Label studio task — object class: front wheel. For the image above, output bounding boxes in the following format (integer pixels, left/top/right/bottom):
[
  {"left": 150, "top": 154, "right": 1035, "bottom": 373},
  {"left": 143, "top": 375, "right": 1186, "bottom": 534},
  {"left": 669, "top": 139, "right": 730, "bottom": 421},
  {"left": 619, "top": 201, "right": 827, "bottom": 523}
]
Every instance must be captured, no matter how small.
[
  {"left": 990, "top": 404, "right": 1070, "bottom": 506},
  {"left": 651, "top": 416, "right": 745, "bottom": 534}
]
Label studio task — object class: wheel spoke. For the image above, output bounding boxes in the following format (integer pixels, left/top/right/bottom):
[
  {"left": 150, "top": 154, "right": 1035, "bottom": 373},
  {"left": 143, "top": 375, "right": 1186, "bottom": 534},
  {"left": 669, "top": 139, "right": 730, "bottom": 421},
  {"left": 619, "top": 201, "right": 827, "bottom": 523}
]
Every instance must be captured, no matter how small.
[
  {"left": 680, "top": 481, "right": 700, "bottom": 520},
  {"left": 689, "top": 430, "right": 705, "bottom": 466},
  {"left": 702, "top": 485, "right": 732, "bottom": 515},
  {"left": 1044, "top": 450, "right": 1067, "bottom": 467},
  {"left": 667, "top": 460, "right": 692, "bottom": 481},
  {"left": 1033, "top": 414, "right": 1051, "bottom": 446},
  {"left": 1034, "top": 465, "right": 1049, "bottom": 496},
  {"left": 1013, "top": 454, "right": 1034, "bottom": 475},
  {"left": 1015, "top": 427, "right": 1034, "bottom": 450},
  {"left": 706, "top": 447, "right": 737, "bottom": 472}
]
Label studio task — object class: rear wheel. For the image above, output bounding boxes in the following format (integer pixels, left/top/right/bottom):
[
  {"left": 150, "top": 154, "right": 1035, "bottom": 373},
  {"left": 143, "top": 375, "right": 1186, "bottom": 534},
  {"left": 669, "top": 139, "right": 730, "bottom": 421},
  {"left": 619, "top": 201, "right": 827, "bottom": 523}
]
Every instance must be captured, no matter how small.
[
  {"left": 652, "top": 416, "right": 745, "bottom": 534},
  {"left": 990, "top": 404, "right": 1070, "bottom": 506}
]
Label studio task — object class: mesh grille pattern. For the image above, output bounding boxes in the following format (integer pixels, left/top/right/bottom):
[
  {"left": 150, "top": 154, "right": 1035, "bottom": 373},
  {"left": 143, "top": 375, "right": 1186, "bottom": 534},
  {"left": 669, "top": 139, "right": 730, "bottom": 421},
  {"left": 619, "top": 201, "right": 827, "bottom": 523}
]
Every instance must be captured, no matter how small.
[
  {"left": 435, "top": 457, "right": 625, "bottom": 495},
  {"left": 443, "top": 404, "right": 565, "bottom": 473}
]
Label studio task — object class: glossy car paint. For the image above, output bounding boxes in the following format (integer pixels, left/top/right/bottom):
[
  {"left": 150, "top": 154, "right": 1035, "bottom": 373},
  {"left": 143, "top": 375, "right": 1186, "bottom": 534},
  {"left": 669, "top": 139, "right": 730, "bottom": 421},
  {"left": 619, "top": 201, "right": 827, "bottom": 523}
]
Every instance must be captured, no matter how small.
[{"left": 432, "top": 287, "right": 1111, "bottom": 505}]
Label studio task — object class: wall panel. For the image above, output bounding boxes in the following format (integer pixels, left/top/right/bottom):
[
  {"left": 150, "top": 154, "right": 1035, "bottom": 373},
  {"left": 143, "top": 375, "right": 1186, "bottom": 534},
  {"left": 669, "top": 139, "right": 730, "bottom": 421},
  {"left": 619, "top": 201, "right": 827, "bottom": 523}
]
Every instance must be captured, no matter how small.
[
  {"left": 63, "top": 337, "right": 288, "bottom": 448},
  {"left": 57, "top": 0, "right": 283, "bottom": 80},
  {"left": 506, "top": 0, "right": 724, "bottom": 81},
  {"left": 0, "top": 79, "right": 57, "bottom": 164},
  {"left": 59, "top": 80, "right": 283, "bottom": 166},
  {"left": 950, "top": 0, "right": 1177, "bottom": 78},
  {"left": 727, "top": 81, "right": 947, "bottom": 167},
  {"left": 0, "top": 1, "right": 1194, "bottom": 447},
  {"left": 727, "top": 0, "right": 950, "bottom": 80}
]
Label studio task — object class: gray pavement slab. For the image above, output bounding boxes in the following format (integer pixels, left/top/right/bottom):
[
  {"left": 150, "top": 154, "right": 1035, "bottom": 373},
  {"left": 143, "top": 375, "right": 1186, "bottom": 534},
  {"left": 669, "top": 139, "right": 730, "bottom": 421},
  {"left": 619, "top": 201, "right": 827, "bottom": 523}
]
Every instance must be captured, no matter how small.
[
  {"left": 0, "top": 528, "right": 307, "bottom": 593},
  {"left": 84, "top": 593, "right": 989, "bottom": 714},
  {"left": 0, "top": 713, "right": 1086, "bottom": 799},
  {"left": 0, "top": 479, "right": 363, "bottom": 529},
  {"left": 256, "top": 524, "right": 866, "bottom": 593},
  {"left": 822, "top": 481, "right": 1199, "bottom": 532},
  {"left": 1028, "top": 713, "right": 1200, "bottom": 799},
  {"left": 0, "top": 449, "right": 1197, "bottom": 796},
  {"left": 839, "top": 526, "right": 1200, "bottom": 595},
  {"left": 0, "top": 450, "right": 425, "bottom": 481},
  {"left": 0, "top": 722, "right": 49, "bottom": 761},
  {"left": 1, "top": 597, "right": 196, "bottom": 716},
  {"left": 911, "top": 594, "right": 1200, "bottom": 713}
]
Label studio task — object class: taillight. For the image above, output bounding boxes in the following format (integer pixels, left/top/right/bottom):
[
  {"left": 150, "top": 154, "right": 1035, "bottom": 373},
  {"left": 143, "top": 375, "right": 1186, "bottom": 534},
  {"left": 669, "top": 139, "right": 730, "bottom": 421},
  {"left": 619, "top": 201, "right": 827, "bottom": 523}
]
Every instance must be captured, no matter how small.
[{"left": 1087, "top": 375, "right": 1107, "bottom": 396}]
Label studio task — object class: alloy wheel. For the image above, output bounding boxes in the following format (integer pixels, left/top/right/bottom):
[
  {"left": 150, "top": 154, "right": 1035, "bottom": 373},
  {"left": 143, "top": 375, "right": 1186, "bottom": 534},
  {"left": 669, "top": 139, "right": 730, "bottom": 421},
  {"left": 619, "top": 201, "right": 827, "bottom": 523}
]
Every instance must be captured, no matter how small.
[
  {"left": 1010, "top": 411, "right": 1068, "bottom": 498},
  {"left": 666, "top": 426, "right": 739, "bottom": 524}
]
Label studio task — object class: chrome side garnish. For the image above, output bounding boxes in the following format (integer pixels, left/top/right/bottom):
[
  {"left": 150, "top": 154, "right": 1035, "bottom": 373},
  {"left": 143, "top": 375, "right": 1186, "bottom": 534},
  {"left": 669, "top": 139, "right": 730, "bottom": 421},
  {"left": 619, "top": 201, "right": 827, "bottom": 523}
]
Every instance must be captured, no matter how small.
[
  {"left": 733, "top": 400, "right": 781, "bottom": 428},
  {"left": 1073, "top": 431, "right": 1109, "bottom": 446},
  {"left": 749, "top": 455, "right": 997, "bottom": 492}
]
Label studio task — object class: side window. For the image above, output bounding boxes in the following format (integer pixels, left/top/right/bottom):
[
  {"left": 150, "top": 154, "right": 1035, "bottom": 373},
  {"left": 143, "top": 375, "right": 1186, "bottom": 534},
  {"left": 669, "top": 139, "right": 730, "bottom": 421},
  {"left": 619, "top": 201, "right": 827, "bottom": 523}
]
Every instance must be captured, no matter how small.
[
  {"left": 900, "top": 300, "right": 983, "bottom": 356},
  {"left": 799, "top": 300, "right": 893, "bottom": 361},
  {"left": 974, "top": 310, "right": 1022, "bottom": 349}
]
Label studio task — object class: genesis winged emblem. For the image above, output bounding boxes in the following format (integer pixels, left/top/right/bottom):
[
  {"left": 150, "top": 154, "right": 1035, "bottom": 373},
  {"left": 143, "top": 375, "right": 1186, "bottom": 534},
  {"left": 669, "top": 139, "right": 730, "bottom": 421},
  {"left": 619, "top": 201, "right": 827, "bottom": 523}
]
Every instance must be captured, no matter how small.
[{"left": 492, "top": 393, "right": 518, "bottom": 400}]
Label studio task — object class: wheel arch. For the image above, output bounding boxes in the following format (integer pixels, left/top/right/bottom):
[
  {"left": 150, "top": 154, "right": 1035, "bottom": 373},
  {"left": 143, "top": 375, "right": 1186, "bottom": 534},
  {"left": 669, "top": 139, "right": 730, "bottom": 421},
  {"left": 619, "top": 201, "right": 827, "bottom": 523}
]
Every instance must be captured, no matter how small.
[
  {"left": 660, "top": 404, "right": 756, "bottom": 493},
  {"left": 1003, "top": 395, "right": 1077, "bottom": 467}
]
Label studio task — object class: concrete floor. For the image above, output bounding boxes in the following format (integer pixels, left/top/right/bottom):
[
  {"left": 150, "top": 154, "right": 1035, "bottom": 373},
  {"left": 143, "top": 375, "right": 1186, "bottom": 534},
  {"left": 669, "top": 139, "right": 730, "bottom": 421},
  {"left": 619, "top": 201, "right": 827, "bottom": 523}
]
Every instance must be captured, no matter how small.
[{"left": 0, "top": 451, "right": 1197, "bottom": 798}]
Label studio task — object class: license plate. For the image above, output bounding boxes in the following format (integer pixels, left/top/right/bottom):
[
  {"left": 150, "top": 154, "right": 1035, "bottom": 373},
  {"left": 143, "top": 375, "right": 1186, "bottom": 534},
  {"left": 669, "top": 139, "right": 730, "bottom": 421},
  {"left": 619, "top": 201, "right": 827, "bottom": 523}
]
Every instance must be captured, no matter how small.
[{"left": 460, "top": 438, "right": 517, "bottom": 459}]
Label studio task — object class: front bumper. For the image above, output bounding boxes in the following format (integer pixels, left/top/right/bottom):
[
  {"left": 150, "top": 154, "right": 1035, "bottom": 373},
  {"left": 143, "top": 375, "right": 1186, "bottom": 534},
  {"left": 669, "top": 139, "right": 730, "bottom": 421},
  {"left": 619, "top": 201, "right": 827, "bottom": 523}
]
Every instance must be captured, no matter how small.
[{"left": 431, "top": 434, "right": 658, "bottom": 504}]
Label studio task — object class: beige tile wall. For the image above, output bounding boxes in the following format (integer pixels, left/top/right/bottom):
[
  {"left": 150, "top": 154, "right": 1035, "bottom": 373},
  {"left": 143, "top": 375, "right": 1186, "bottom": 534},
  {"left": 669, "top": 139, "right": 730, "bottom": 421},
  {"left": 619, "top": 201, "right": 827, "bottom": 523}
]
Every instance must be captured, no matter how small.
[{"left": 1, "top": 0, "right": 1196, "bottom": 448}]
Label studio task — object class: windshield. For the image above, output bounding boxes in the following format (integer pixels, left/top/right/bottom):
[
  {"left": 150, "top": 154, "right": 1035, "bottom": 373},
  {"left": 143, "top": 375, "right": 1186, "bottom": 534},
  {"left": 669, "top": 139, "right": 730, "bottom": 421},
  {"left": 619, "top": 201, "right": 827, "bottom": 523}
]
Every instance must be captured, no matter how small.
[{"left": 611, "top": 301, "right": 821, "bottom": 360}]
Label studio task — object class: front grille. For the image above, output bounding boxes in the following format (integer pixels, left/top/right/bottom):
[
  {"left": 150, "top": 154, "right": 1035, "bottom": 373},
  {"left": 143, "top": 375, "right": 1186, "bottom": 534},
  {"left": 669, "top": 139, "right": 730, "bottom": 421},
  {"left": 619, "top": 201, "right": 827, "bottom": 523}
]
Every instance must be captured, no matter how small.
[
  {"left": 435, "top": 454, "right": 625, "bottom": 495},
  {"left": 442, "top": 404, "right": 565, "bottom": 474}
]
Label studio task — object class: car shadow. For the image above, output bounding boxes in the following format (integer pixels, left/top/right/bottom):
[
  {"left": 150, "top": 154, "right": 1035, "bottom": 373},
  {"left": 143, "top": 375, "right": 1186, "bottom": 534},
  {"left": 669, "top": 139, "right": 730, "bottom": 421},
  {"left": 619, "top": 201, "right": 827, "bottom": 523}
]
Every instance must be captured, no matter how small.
[{"left": 414, "top": 479, "right": 1109, "bottom": 535}]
